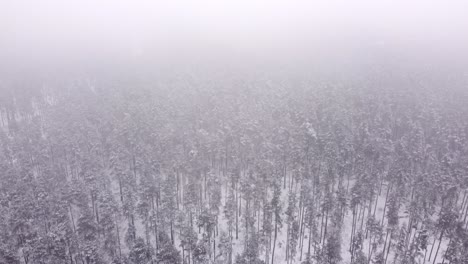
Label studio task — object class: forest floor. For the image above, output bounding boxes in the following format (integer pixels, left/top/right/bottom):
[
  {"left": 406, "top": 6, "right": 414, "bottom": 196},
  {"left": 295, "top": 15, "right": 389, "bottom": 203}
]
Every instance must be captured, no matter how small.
[{"left": 103, "top": 171, "right": 449, "bottom": 264}]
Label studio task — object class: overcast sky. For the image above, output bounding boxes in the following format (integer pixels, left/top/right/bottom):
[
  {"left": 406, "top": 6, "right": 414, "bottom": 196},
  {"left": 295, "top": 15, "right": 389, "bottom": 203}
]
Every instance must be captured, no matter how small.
[{"left": 1, "top": 0, "right": 468, "bottom": 76}]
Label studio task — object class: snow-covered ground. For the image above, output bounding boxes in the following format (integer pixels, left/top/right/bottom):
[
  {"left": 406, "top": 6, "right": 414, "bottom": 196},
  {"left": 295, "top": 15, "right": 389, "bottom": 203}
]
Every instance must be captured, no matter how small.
[{"left": 105, "top": 171, "right": 451, "bottom": 264}]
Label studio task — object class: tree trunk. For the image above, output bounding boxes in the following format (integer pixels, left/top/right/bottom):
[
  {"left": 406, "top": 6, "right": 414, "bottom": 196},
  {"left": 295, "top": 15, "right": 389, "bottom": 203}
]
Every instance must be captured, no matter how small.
[
  {"left": 382, "top": 229, "right": 390, "bottom": 259},
  {"left": 116, "top": 218, "right": 122, "bottom": 258},
  {"left": 182, "top": 244, "right": 185, "bottom": 263},
  {"left": 432, "top": 230, "right": 444, "bottom": 264},
  {"left": 236, "top": 182, "right": 239, "bottom": 239},
  {"left": 170, "top": 221, "right": 174, "bottom": 245},
  {"left": 299, "top": 204, "right": 305, "bottom": 261},
  {"left": 350, "top": 205, "right": 357, "bottom": 255},
  {"left": 381, "top": 183, "right": 392, "bottom": 225},
  {"left": 119, "top": 178, "right": 123, "bottom": 202},
  {"left": 285, "top": 224, "right": 290, "bottom": 261},
  {"left": 384, "top": 238, "right": 391, "bottom": 264},
  {"left": 272, "top": 220, "right": 278, "bottom": 264},
  {"left": 428, "top": 232, "right": 439, "bottom": 262},
  {"left": 319, "top": 209, "right": 325, "bottom": 243},
  {"left": 69, "top": 204, "right": 76, "bottom": 233},
  {"left": 323, "top": 208, "right": 328, "bottom": 247},
  {"left": 307, "top": 219, "right": 313, "bottom": 258},
  {"left": 368, "top": 237, "right": 374, "bottom": 264}
]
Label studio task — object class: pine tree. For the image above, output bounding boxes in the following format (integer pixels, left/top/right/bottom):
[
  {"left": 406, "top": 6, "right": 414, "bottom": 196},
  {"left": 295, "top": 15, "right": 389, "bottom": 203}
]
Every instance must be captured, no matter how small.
[
  {"left": 129, "top": 237, "right": 153, "bottom": 264},
  {"left": 156, "top": 232, "right": 181, "bottom": 264}
]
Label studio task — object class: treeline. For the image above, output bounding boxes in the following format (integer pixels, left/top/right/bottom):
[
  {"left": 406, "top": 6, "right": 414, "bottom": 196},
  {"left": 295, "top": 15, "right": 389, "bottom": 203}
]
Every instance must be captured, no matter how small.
[{"left": 0, "top": 78, "right": 468, "bottom": 264}]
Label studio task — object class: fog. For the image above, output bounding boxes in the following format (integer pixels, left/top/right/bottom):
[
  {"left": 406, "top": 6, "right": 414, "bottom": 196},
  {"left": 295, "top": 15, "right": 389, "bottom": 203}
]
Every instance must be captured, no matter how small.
[
  {"left": 2, "top": 2, "right": 468, "bottom": 264},
  {"left": 2, "top": 1, "right": 468, "bottom": 74}
]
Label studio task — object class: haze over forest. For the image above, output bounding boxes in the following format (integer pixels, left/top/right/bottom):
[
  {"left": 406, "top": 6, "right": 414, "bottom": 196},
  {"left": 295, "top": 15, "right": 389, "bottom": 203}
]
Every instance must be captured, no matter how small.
[{"left": 1, "top": 1, "right": 468, "bottom": 264}]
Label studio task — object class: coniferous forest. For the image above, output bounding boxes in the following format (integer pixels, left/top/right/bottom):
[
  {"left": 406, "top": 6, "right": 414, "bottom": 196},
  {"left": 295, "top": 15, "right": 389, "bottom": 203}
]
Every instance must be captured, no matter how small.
[{"left": 0, "top": 74, "right": 467, "bottom": 264}]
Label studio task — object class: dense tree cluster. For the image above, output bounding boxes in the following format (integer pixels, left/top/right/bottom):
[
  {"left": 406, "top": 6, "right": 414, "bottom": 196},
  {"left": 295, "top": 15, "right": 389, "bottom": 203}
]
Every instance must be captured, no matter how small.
[{"left": 0, "top": 76, "right": 467, "bottom": 264}]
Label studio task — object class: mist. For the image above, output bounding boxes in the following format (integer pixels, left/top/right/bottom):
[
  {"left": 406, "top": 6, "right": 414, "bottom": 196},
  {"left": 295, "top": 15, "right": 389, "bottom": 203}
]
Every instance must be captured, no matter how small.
[
  {"left": 1, "top": 2, "right": 468, "bottom": 264},
  {"left": 2, "top": 1, "right": 468, "bottom": 75}
]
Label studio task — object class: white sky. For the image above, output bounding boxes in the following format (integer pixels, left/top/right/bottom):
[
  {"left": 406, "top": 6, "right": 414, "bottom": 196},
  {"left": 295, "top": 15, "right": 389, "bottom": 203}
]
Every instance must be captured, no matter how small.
[{"left": 1, "top": 0, "right": 468, "bottom": 70}]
